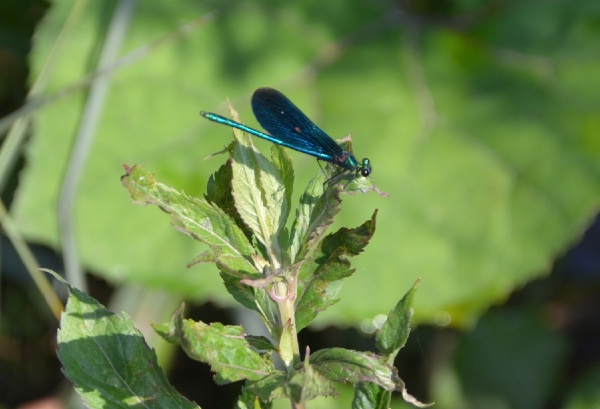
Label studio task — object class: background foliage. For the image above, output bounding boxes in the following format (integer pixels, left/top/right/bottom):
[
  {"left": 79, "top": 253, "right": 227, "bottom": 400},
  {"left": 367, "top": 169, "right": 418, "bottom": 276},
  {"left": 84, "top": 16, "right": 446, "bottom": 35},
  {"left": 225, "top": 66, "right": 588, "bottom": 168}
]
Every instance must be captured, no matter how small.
[
  {"left": 2, "top": 0, "right": 600, "bottom": 408},
  {"left": 13, "top": 0, "right": 600, "bottom": 325}
]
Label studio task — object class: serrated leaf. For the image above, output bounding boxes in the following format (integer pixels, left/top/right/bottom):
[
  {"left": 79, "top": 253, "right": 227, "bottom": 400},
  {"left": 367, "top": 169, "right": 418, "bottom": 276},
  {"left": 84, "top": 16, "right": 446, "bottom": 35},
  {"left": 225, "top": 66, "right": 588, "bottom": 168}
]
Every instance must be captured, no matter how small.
[
  {"left": 236, "top": 386, "right": 274, "bottom": 409},
  {"left": 244, "top": 362, "right": 337, "bottom": 403},
  {"left": 352, "top": 383, "right": 391, "bottom": 409},
  {"left": 295, "top": 211, "right": 378, "bottom": 331},
  {"left": 309, "top": 348, "right": 397, "bottom": 392},
  {"left": 57, "top": 285, "right": 198, "bottom": 409},
  {"left": 229, "top": 107, "right": 288, "bottom": 264},
  {"left": 243, "top": 372, "right": 288, "bottom": 402},
  {"left": 289, "top": 171, "right": 341, "bottom": 263},
  {"left": 170, "top": 308, "right": 275, "bottom": 384},
  {"left": 284, "top": 360, "right": 338, "bottom": 402},
  {"left": 313, "top": 349, "right": 432, "bottom": 407},
  {"left": 121, "top": 164, "right": 259, "bottom": 277},
  {"left": 376, "top": 278, "right": 420, "bottom": 358}
]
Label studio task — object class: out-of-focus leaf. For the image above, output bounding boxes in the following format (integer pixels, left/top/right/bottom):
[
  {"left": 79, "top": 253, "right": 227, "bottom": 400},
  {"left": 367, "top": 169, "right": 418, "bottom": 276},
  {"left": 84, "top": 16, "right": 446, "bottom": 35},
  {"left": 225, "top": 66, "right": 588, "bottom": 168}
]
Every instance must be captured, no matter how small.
[
  {"left": 13, "top": 0, "right": 600, "bottom": 325},
  {"left": 564, "top": 366, "right": 600, "bottom": 409},
  {"left": 452, "top": 309, "right": 569, "bottom": 409}
]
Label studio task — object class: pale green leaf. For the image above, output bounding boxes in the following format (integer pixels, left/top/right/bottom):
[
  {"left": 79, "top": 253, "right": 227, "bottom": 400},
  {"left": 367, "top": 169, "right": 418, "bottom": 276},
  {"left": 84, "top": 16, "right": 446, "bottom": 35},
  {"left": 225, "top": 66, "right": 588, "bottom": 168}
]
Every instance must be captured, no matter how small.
[{"left": 229, "top": 107, "right": 288, "bottom": 264}]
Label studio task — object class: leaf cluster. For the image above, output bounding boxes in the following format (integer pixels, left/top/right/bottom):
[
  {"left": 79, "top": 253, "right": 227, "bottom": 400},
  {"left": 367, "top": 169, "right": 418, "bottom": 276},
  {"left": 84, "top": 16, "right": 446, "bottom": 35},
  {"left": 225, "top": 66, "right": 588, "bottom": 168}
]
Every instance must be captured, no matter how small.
[{"left": 57, "top": 106, "right": 428, "bottom": 408}]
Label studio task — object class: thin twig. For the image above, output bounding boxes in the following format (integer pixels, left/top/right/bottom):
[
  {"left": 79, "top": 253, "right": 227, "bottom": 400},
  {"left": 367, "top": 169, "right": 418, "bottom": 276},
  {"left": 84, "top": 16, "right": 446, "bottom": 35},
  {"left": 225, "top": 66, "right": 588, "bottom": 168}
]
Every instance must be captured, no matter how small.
[
  {"left": 58, "top": 0, "right": 138, "bottom": 290},
  {"left": 0, "top": 199, "right": 63, "bottom": 320}
]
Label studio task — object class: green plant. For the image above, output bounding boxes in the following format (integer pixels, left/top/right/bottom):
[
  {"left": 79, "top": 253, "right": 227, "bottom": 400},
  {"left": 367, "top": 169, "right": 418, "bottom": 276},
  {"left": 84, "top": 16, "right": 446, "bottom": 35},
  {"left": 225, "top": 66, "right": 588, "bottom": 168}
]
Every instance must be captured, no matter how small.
[{"left": 55, "top": 105, "right": 428, "bottom": 408}]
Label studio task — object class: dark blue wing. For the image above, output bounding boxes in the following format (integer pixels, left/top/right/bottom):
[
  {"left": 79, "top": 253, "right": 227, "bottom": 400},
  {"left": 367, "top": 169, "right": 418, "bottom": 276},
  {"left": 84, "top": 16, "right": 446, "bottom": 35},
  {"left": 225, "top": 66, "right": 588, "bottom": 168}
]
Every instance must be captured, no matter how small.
[{"left": 251, "top": 88, "right": 345, "bottom": 162}]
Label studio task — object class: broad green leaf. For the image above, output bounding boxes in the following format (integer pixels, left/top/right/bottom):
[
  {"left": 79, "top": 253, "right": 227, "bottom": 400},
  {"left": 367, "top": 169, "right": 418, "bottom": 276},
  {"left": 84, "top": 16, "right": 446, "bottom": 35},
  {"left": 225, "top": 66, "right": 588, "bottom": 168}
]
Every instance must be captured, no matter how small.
[
  {"left": 13, "top": 0, "right": 600, "bottom": 325},
  {"left": 295, "top": 211, "right": 377, "bottom": 331},
  {"left": 57, "top": 283, "right": 198, "bottom": 409},
  {"left": 376, "top": 279, "right": 420, "bottom": 358}
]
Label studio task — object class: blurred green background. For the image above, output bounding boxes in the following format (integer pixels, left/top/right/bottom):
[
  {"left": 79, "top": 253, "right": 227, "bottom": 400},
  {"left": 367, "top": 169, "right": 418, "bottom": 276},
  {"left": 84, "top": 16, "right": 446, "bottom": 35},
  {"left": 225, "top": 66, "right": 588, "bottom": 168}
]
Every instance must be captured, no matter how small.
[{"left": 1, "top": 0, "right": 599, "bottom": 408}]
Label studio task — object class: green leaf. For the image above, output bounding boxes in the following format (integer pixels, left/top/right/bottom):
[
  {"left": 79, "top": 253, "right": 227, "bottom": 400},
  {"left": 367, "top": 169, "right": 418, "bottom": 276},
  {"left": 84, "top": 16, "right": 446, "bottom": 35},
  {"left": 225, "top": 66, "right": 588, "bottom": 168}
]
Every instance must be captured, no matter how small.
[
  {"left": 295, "top": 210, "right": 378, "bottom": 331},
  {"left": 220, "top": 272, "right": 279, "bottom": 338},
  {"left": 326, "top": 139, "right": 389, "bottom": 198},
  {"left": 229, "top": 106, "right": 289, "bottom": 264},
  {"left": 289, "top": 171, "right": 341, "bottom": 263},
  {"left": 15, "top": 0, "right": 600, "bottom": 325},
  {"left": 376, "top": 279, "right": 420, "bottom": 358},
  {"left": 57, "top": 285, "right": 198, "bottom": 409},
  {"left": 167, "top": 307, "right": 277, "bottom": 384},
  {"left": 236, "top": 386, "right": 274, "bottom": 409},
  {"left": 309, "top": 348, "right": 398, "bottom": 391},
  {"left": 121, "top": 164, "right": 259, "bottom": 278},
  {"left": 352, "top": 383, "right": 391, "bottom": 409},
  {"left": 311, "top": 348, "right": 432, "bottom": 408},
  {"left": 205, "top": 158, "right": 254, "bottom": 242},
  {"left": 245, "top": 335, "right": 278, "bottom": 352},
  {"left": 243, "top": 372, "right": 288, "bottom": 403},
  {"left": 244, "top": 361, "right": 338, "bottom": 403},
  {"left": 282, "top": 361, "right": 338, "bottom": 402},
  {"left": 270, "top": 145, "right": 295, "bottom": 226},
  {"left": 271, "top": 144, "right": 295, "bottom": 261}
]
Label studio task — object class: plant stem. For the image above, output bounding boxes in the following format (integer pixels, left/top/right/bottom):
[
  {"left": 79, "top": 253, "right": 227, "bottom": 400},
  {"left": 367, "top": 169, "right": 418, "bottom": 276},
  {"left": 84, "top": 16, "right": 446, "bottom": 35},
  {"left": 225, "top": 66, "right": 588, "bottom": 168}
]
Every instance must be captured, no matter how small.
[{"left": 275, "top": 278, "right": 300, "bottom": 370}]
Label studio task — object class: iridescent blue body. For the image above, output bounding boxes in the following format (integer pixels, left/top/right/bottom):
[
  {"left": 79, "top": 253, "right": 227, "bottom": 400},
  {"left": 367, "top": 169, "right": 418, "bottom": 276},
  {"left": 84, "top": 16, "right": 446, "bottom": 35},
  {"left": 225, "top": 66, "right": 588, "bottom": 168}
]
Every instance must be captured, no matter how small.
[{"left": 200, "top": 88, "right": 371, "bottom": 178}]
